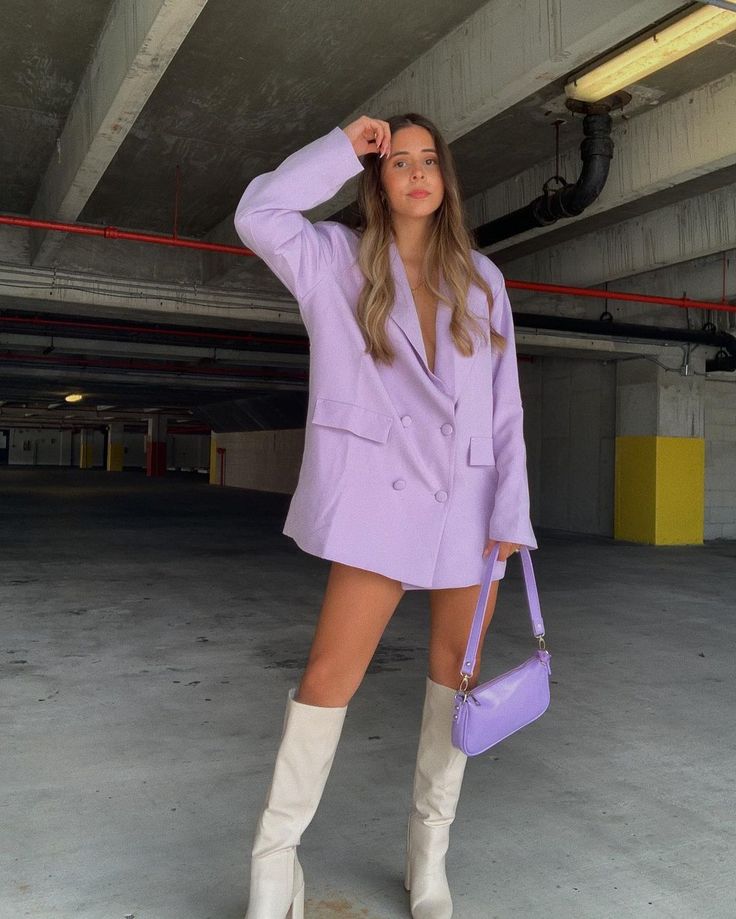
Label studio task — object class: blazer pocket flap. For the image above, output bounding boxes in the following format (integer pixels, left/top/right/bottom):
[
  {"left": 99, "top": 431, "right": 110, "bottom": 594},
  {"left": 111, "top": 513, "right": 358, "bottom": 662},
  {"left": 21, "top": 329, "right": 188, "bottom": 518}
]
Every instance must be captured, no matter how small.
[
  {"left": 469, "top": 434, "right": 496, "bottom": 466},
  {"left": 312, "top": 398, "right": 392, "bottom": 444}
]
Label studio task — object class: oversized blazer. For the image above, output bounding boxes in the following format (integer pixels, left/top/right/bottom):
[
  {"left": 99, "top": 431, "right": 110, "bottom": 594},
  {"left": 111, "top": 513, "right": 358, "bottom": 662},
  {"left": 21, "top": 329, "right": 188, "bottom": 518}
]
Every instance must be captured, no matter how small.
[{"left": 234, "top": 126, "right": 537, "bottom": 590}]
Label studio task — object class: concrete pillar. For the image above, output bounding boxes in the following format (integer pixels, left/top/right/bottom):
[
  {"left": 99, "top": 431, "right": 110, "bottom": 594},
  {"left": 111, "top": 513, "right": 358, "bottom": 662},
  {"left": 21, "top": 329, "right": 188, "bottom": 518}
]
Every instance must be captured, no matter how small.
[
  {"left": 107, "top": 423, "right": 124, "bottom": 472},
  {"left": 615, "top": 351, "right": 705, "bottom": 545},
  {"left": 79, "top": 429, "right": 94, "bottom": 469},
  {"left": 146, "top": 415, "right": 167, "bottom": 477},
  {"left": 58, "top": 430, "right": 73, "bottom": 466},
  {"left": 209, "top": 433, "right": 219, "bottom": 485}
]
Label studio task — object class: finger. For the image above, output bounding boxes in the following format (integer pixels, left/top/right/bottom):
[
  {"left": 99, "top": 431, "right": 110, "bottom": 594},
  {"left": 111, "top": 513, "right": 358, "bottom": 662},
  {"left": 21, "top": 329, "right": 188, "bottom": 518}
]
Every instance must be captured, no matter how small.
[{"left": 379, "top": 126, "right": 389, "bottom": 157}]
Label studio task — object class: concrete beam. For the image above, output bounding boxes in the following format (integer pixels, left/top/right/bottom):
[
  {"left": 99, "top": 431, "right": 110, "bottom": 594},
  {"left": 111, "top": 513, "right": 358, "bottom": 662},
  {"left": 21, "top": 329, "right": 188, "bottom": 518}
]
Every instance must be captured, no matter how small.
[
  {"left": 515, "top": 331, "right": 711, "bottom": 364},
  {"left": 0, "top": 263, "right": 301, "bottom": 327},
  {"left": 501, "top": 183, "right": 736, "bottom": 289},
  {"left": 0, "top": 332, "right": 307, "bottom": 368},
  {"left": 204, "top": 0, "right": 684, "bottom": 281},
  {"left": 501, "top": 185, "right": 736, "bottom": 327},
  {"left": 470, "top": 71, "right": 736, "bottom": 259},
  {"left": 0, "top": 363, "right": 299, "bottom": 393},
  {"left": 30, "top": 0, "right": 209, "bottom": 267}
]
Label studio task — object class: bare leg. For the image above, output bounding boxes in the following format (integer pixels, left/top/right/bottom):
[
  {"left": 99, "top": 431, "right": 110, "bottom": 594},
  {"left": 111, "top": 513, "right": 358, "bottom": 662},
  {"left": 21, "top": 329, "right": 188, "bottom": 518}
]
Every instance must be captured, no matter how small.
[
  {"left": 245, "top": 561, "right": 403, "bottom": 918},
  {"left": 404, "top": 576, "right": 502, "bottom": 919},
  {"left": 297, "top": 561, "right": 405, "bottom": 707},
  {"left": 428, "top": 577, "right": 500, "bottom": 689}
]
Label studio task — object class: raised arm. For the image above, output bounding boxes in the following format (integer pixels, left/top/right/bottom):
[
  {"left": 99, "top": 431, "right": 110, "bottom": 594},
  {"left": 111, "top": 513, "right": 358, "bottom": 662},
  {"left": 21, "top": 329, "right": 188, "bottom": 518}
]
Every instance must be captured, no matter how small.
[
  {"left": 486, "top": 266, "right": 538, "bottom": 550},
  {"left": 234, "top": 126, "right": 365, "bottom": 303}
]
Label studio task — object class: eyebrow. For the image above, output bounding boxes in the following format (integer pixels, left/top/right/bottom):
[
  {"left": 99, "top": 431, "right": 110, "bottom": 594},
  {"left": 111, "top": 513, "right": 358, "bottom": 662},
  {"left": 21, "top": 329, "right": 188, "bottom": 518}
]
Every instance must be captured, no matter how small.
[{"left": 389, "top": 148, "right": 437, "bottom": 158}]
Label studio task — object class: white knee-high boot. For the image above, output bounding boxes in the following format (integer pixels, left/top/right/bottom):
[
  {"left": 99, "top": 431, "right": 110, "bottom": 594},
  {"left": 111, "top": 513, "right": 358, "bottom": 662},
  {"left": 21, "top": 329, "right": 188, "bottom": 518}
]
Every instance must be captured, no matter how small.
[
  {"left": 404, "top": 677, "right": 469, "bottom": 919},
  {"left": 244, "top": 687, "right": 348, "bottom": 919}
]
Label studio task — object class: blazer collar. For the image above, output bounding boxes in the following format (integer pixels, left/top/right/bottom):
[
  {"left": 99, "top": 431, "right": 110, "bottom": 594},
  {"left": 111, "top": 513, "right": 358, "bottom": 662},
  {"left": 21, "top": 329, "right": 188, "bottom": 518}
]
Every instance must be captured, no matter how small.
[{"left": 388, "top": 239, "right": 483, "bottom": 401}]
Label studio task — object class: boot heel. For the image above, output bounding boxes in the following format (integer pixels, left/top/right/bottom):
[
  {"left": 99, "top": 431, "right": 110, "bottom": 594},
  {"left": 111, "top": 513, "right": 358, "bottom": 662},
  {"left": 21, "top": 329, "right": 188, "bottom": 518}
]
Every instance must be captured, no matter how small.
[{"left": 287, "top": 882, "right": 305, "bottom": 919}]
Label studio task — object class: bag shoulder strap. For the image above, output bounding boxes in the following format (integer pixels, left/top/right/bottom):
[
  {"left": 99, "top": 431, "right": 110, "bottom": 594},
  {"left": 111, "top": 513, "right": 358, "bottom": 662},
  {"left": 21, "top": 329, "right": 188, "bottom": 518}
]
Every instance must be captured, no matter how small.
[{"left": 460, "top": 544, "right": 545, "bottom": 680}]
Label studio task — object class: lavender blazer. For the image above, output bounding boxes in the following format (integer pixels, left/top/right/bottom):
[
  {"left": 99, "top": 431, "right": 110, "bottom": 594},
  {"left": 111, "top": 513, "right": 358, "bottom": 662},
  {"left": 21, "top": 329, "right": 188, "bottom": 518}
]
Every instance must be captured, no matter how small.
[{"left": 234, "top": 127, "right": 537, "bottom": 590}]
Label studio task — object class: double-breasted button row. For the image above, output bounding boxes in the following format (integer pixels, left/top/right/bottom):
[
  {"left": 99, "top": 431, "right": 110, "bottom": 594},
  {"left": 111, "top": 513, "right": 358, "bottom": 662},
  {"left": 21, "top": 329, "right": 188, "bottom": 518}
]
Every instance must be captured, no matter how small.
[
  {"left": 401, "top": 414, "right": 454, "bottom": 437},
  {"left": 393, "top": 480, "right": 448, "bottom": 503}
]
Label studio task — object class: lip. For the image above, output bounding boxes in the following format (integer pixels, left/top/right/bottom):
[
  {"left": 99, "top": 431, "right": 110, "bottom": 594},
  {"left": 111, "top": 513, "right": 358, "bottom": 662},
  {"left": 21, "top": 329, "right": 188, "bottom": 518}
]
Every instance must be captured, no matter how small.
[{"left": 408, "top": 190, "right": 431, "bottom": 198}]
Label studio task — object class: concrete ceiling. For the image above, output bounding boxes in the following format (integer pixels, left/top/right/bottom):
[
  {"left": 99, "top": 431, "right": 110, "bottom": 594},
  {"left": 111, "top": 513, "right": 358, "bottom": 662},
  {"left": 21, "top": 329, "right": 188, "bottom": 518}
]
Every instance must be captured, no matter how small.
[{"left": 1, "top": 0, "right": 735, "bottom": 430}]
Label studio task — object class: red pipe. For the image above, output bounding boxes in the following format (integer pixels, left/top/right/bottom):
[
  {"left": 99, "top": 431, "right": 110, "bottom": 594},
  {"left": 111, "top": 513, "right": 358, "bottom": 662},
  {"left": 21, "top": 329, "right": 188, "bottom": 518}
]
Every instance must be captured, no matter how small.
[
  {"left": 1, "top": 213, "right": 734, "bottom": 313},
  {"left": 505, "top": 279, "right": 736, "bottom": 314},
  {"left": 0, "top": 214, "right": 251, "bottom": 256}
]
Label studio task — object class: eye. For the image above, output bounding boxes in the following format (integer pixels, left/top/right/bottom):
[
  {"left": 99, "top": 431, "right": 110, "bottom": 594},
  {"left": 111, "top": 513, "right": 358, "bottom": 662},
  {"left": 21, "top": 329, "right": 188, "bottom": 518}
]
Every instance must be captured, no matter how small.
[{"left": 394, "top": 157, "right": 439, "bottom": 168}]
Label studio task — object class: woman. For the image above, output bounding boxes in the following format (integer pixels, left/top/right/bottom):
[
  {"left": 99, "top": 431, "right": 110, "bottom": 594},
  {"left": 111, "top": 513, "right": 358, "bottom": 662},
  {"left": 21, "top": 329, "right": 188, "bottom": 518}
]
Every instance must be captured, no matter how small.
[{"left": 234, "top": 113, "right": 537, "bottom": 919}]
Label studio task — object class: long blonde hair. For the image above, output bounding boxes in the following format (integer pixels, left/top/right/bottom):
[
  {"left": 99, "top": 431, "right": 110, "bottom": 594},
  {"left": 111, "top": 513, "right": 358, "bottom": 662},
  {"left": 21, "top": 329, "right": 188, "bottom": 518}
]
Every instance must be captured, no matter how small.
[{"left": 354, "top": 112, "right": 505, "bottom": 364}]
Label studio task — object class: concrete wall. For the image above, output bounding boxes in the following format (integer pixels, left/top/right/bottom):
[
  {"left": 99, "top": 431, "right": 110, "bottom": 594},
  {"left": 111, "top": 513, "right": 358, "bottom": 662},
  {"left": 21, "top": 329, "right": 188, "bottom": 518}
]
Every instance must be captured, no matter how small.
[
  {"left": 8, "top": 428, "right": 73, "bottom": 466},
  {"left": 212, "top": 429, "right": 304, "bottom": 493},
  {"left": 2, "top": 429, "right": 210, "bottom": 472},
  {"left": 123, "top": 432, "right": 145, "bottom": 468},
  {"left": 519, "top": 360, "right": 542, "bottom": 527},
  {"left": 168, "top": 434, "right": 210, "bottom": 471},
  {"left": 522, "top": 357, "right": 616, "bottom": 537},
  {"left": 704, "top": 379, "right": 736, "bottom": 541}
]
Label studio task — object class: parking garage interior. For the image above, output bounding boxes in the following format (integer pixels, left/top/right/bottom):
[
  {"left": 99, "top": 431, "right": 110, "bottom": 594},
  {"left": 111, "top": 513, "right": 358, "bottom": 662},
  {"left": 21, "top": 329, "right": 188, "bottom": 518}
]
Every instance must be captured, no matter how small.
[{"left": 2, "top": 2, "right": 736, "bottom": 917}]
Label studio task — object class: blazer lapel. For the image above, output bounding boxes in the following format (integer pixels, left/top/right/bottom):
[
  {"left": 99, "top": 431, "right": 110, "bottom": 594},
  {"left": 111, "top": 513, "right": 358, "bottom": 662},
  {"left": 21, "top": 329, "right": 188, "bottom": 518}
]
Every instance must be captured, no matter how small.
[
  {"left": 388, "top": 241, "right": 432, "bottom": 374},
  {"left": 389, "top": 240, "right": 483, "bottom": 402}
]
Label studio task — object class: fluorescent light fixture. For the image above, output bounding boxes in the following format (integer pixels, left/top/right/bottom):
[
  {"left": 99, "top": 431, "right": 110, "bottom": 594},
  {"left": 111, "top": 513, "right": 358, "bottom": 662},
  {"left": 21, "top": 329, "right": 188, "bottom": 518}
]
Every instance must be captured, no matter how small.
[
  {"left": 565, "top": 5, "right": 736, "bottom": 102},
  {"left": 65, "top": 393, "right": 84, "bottom": 403}
]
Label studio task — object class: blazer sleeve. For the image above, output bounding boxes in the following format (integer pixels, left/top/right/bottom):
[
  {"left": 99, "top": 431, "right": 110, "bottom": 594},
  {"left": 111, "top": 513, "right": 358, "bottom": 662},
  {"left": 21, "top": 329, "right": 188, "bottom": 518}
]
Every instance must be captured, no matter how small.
[
  {"left": 234, "top": 127, "right": 365, "bottom": 302},
  {"left": 486, "top": 266, "right": 538, "bottom": 550}
]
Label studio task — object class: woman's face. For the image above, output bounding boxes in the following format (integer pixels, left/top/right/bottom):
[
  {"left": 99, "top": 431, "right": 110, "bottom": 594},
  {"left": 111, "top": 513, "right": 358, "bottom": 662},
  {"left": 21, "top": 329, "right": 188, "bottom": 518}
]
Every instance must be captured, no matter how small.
[{"left": 380, "top": 125, "right": 445, "bottom": 221}]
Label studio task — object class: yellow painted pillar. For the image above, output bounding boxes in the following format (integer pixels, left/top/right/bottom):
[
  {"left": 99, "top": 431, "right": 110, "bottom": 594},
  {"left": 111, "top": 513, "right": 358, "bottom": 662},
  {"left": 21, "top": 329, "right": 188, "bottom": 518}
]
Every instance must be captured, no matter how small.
[
  {"left": 615, "top": 436, "right": 704, "bottom": 544},
  {"left": 106, "top": 423, "right": 124, "bottom": 472},
  {"left": 615, "top": 355, "right": 705, "bottom": 545}
]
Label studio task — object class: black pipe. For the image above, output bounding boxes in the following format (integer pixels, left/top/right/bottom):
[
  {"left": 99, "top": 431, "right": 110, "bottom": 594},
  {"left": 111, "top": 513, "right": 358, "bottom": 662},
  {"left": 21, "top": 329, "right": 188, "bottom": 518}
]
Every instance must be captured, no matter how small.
[
  {"left": 514, "top": 312, "right": 736, "bottom": 369},
  {"left": 475, "top": 112, "right": 614, "bottom": 248}
]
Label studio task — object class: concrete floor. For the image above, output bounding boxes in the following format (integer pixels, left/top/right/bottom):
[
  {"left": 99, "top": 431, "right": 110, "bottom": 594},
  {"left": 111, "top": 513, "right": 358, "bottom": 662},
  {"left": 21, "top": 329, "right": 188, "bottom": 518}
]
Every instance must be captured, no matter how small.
[{"left": 2, "top": 468, "right": 735, "bottom": 919}]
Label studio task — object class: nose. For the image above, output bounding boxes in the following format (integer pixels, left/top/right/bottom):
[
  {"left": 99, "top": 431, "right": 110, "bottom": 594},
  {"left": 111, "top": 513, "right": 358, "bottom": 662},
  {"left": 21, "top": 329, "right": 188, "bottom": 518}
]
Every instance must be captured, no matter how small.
[{"left": 411, "top": 162, "right": 425, "bottom": 181}]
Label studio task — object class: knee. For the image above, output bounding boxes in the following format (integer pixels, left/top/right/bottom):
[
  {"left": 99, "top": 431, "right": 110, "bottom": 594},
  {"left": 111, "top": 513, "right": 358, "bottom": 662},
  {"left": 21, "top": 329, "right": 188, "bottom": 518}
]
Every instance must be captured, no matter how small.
[
  {"left": 429, "top": 647, "right": 483, "bottom": 690},
  {"left": 297, "top": 658, "right": 361, "bottom": 707}
]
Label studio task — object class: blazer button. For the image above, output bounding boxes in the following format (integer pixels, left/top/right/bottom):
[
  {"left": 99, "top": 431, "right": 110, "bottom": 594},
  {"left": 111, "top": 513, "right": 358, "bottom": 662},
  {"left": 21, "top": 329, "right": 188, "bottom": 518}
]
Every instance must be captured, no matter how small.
[
  {"left": 435, "top": 490, "right": 448, "bottom": 502},
  {"left": 440, "top": 422, "right": 454, "bottom": 436},
  {"left": 393, "top": 479, "right": 406, "bottom": 490},
  {"left": 401, "top": 415, "right": 413, "bottom": 427}
]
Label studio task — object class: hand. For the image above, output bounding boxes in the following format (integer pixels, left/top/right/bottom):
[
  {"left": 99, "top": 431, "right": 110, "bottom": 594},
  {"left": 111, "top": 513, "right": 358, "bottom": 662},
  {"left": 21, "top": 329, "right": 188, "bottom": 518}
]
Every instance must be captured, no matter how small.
[
  {"left": 482, "top": 539, "right": 521, "bottom": 562},
  {"left": 342, "top": 115, "right": 391, "bottom": 158}
]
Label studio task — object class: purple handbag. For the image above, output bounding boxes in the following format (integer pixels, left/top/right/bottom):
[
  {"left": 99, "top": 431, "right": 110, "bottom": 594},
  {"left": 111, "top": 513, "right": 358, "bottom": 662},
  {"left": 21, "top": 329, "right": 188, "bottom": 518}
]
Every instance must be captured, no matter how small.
[{"left": 451, "top": 544, "right": 551, "bottom": 756}]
